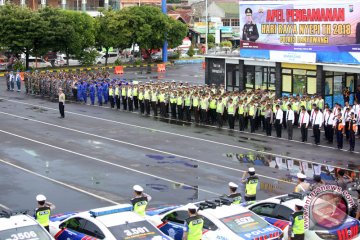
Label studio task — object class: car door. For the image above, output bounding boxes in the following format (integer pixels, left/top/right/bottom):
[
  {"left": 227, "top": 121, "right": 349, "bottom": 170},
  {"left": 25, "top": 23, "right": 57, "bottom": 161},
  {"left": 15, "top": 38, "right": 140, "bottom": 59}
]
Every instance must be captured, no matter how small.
[
  {"left": 81, "top": 220, "right": 105, "bottom": 239},
  {"left": 250, "top": 203, "right": 290, "bottom": 231},
  {"left": 55, "top": 217, "right": 87, "bottom": 240},
  {"left": 160, "top": 210, "right": 188, "bottom": 240}
]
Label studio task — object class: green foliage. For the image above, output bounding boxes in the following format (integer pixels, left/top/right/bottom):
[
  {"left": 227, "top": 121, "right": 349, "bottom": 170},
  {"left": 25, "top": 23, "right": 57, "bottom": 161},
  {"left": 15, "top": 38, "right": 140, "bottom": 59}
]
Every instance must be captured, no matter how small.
[
  {"left": 134, "top": 59, "right": 142, "bottom": 65},
  {"left": 114, "top": 58, "right": 123, "bottom": 66},
  {"left": 12, "top": 60, "right": 26, "bottom": 71},
  {"left": 169, "top": 51, "right": 180, "bottom": 60},
  {"left": 78, "top": 49, "right": 100, "bottom": 66},
  {"left": 208, "top": 42, "right": 215, "bottom": 49},
  {"left": 220, "top": 41, "right": 232, "bottom": 48},
  {"left": 187, "top": 45, "right": 195, "bottom": 57},
  {"left": 207, "top": 34, "right": 215, "bottom": 44}
]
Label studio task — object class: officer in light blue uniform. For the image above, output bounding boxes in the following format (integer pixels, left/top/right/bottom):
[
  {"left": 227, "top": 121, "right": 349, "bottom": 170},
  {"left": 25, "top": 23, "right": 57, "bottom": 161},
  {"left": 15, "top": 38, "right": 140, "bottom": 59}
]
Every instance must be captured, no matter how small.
[
  {"left": 97, "top": 83, "right": 103, "bottom": 106},
  {"left": 77, "top": 81, "right": 83, "bottom": 102},
  {"left": 103, "top": 80, "right": 108, "bottom": 104},
  {"left": 82, "top": 81, "right": 88, "bottom": 104},
  {"left": 89, "top": 81, "right": 96, "bottom": 105},
  {"left": 15, "top": 70, "right": 21, "bottom": 92}
]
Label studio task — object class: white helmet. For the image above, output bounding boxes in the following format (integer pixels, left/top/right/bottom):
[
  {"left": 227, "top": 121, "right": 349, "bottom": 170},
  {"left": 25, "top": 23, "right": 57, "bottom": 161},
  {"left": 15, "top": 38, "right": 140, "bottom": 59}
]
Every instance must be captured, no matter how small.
[
  {"left": 133, "top": 185, "right": 144, "bottom": 192},
  {"left": 36, "top": 194, "right": 46, "bottom": 202}
]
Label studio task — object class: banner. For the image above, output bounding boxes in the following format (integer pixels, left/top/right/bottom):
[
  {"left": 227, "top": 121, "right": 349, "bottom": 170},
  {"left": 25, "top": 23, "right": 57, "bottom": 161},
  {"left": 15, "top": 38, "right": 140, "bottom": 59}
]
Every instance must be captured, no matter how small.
[{"left": 240, "top": 1, "right": 360, "bottom": 55}]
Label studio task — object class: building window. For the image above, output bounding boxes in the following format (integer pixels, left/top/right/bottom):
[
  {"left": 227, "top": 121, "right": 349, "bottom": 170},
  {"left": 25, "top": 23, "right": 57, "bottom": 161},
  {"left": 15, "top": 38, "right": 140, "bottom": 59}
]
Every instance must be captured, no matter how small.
[
  {"left": 231, "top": 18, "right": 239, "bottom": 26},
  {"left": 222, "top": 19, "right": 230, "bottom": 26}
]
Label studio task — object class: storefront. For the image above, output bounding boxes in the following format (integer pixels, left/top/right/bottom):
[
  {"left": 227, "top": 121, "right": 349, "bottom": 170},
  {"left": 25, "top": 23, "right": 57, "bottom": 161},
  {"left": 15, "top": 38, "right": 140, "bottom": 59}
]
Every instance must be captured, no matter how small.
[{"left": 205, "top": 56, "right": 359, "bottom": 107}]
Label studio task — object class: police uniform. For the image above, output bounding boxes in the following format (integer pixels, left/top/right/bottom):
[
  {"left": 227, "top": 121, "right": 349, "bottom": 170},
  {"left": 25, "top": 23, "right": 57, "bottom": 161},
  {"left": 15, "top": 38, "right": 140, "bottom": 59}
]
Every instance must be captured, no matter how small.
[
  {"left": 243, "top": 167, "right": 259, "bottom": 201},
  {"left": 228, "top": 182, "right": 242, "bottom": 204},
  {"left": 35, "top": 194, "right": 55, "bottom": 232},
  {"left": 288, "top": 200, "right": 305, "bottom": 240},
  {"left": 184, "top": 204, "right": 204, "bottom": 240},
  {"left": 131, "top": 185, "right": 151, "bottom": 217},
  {"left": 242, "top": 8, "right": 259, "bottom": 42}
]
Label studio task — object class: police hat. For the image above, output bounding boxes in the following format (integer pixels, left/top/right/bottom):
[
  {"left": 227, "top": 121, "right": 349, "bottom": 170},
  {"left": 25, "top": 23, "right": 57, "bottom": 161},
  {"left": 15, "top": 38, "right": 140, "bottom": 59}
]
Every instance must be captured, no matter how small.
[
  {"left": 36, "top": 194, "right": 46, "bottom": 202},
  {"left": 297, "top": 172, "right": 306, "bottom": 179},
  {"left": 133, "top": 185, "right": 143, "bottom": 192},
  {"left": 245, "top": 8, "right": 253, "bottom": 16},
  {"left": 229, "top": 182, "right": 238, "bottom": 188},
  {"left": 187, "top": 203, "right": 198, "bottom": 211},
  {"left": 248, "top": 167, "right": 255, "bottom": 173},
  {"left": 294, "top": 199, "right": 305, "bottom": 208}
]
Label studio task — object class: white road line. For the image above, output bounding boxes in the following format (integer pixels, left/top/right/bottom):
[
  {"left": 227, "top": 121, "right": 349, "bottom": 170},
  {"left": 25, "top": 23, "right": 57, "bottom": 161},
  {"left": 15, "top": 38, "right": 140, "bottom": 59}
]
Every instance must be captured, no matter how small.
[
  {"left": 0, "top": 111, "right": 300, "bottom": 183},
  {"left": 0, "top": 129, "right": 226, "bottom": 193},
  {"left": 3, "top": 97, "right": 354, "bottom": 154},
  {"left": 0, "top": 203, "right": 10, "bottom": 210},
  {"left": 1, "top": 98, "right": 358, "bottom": 165},
  {"left": 0, "top": 158, "right": 120, "bottom": 205}
]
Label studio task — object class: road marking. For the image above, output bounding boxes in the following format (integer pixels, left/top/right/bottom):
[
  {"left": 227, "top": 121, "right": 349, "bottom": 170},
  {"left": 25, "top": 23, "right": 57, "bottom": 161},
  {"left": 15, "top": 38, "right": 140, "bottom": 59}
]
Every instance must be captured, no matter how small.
[
  {"left": 0, "top": 158, "right": 120, "bottom": 205},
  {"left": 0, "top": 111, "right": 300, "bottom": 183},
  {"left": 3, "top": 97, "right": 354, "bottom": 154},
  {"left": 0, "top": 203, "right": 10, "bottom": 210},
  {"left": 3, "top": 96, "right": 357, "bottom": 154},
  {"left": 0, "top": 129, "right": 226, "bottom": 194}
]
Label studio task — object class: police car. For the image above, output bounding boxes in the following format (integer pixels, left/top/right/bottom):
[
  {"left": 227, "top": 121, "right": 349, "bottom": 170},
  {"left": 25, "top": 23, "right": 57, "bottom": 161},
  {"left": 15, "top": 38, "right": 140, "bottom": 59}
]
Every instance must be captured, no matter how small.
[
  {"left": 49, "top": 204, "right": 172, "bottom": 240},
  {"left": 0, "top": 210, "right": 54, "bottom": 240},
  {"left": 146, "top": 198, "right": 283, "bottom": 240},
  {"left": 245, "top": 192, "right": 360, "bottom": 240}
]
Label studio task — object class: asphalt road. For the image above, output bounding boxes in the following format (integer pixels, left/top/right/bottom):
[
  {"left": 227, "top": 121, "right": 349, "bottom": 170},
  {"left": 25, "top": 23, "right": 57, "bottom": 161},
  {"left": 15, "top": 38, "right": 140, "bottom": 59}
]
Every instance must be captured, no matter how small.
[{"left": 0, "top": 64, "right": 359, "bottom": 215}]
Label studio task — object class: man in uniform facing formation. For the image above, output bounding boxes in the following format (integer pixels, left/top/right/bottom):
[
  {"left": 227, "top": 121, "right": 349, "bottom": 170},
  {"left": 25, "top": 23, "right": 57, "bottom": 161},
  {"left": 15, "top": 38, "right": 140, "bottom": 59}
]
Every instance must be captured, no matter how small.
[
  {"left": 242, "top": 167, "right": 258, "bottom": 201},
  {"left": 35, "top": 194, "right": 56, "bottom": 232},
  {"left": 294, "top": 173, "right": 310, "bottom": 193},
  {"left": 183, "top": 204, "right": 204, "bottom": 240},
  {"left": 131, "top": 185, "right": 152, "bottom": 217},
  {"left": 227, "top": 182, "right": 242, "bottom": 204},
  {"left": 288, "top": 200, "right": 305, "bottom": 240}
]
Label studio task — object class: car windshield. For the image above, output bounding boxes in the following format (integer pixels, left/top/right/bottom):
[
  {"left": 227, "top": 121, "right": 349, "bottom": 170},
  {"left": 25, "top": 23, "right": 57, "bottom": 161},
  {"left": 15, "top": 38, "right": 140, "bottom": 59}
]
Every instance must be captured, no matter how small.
[
  {"left": 220, "top": 212, "right": 269, "bottom": 235},
  {"left": 108, "top": 220, "right": 167, "bottom": 240},
  {"left": 0, "top": 225, "right": 52, "bottom": 240}
]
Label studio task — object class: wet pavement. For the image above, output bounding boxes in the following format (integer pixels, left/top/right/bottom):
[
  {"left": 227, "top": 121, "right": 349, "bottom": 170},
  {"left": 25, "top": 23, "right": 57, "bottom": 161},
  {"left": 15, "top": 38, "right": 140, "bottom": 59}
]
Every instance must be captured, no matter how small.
[{"left": 0, "top": 64, "right": 359, "bottom": 215}]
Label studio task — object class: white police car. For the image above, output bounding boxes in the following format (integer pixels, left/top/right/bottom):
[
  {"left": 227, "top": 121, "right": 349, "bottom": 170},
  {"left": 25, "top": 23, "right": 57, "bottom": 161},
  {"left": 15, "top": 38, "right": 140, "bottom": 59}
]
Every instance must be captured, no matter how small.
[
  {"left": 0, "top": 210, "right": 54, "bottom": 240},
  {"left": 49, "top": 204, "right": 172, "bottom": 240},
  {"left": 146, "top": 199, "right": 283, "bottom": 240},
  {"left": 245, "top": 193, "right": 360, "bottom": 240}
]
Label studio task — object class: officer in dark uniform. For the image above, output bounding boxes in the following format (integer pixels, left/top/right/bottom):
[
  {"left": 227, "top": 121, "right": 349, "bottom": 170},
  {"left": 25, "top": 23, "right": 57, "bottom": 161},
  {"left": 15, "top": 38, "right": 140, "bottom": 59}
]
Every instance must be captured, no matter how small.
[
  {"left": 183, "top": 204, "right": 204, "bottom": 240},
  {"left": 288, "top": 200, "right": 305, "bottom": 240},
  {"left": 131, "top": 185, "right": 152, "bottom": 217},
  {"left": 35, "top": 194, "right": 56, "bottom": 232},
  {"left": 227, "top": 182, "right": 242, "bottom": 204},
  {"left": 242, "top": 8, "right": 259, "bottom": 42},
  {"left": 241, "top": 167, "right": 259, "bottom": 201},
  {"left": 349, "top": 112, "right": 357, "bottom": 151}
]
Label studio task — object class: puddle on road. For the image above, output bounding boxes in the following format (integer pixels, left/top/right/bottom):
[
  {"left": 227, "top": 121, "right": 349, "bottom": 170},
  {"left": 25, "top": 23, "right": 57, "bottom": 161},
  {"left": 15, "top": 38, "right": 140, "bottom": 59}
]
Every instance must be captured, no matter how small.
[
  {"left": 26, "top": 106, "right": 48, "bottom": 113},
  {"left": 146, "top": 154, "right": 198, "bottom": 168},
  {"left": 225, "top": 152, "right": 360, "bottom": 186}
]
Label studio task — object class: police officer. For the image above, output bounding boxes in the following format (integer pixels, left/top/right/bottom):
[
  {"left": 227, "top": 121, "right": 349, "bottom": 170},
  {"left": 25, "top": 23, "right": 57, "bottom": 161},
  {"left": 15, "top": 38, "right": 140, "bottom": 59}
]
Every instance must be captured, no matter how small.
[
  {"left": 35, "top": 194, "right": 55, "bottom": 232},
  {"left": 288, "top": 200, "right": 305, "bottom": 240},
  {"left": 131, "top": 185, "right": 152, "bottom": 217},
  {"left": 227, "top": 182, "right": 242, "bottom": 204},
  {"left": 294, "top": 173, "right": 310, "bottom": 193},
  {"left": 349, "top": 112, "right": 358, "bottom": 152},
  {"left": 183, "top": 204, "right": 204, "bottom": 240},
  {"left": 242, "top": 167, "right": 259, "bottom": 201},
  {"left": 242, "top": 8, "right": 259, "bottom": 42},
  {"left": 58, "top": 88, "right": 65, "bottom": 118}
]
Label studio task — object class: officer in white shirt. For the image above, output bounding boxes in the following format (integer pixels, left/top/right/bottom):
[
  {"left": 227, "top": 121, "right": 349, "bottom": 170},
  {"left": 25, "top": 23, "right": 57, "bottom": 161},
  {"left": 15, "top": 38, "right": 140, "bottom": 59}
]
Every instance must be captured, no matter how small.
[
  {"left": 312, "top": 107, "right": 323, "bottom": 145},
  {"left": 286, "top": 104, "right": 295, "bottom": 140},
  {"left": 274, "top": 104, "right": 283, "bottom": 138},
  {"left": 343, "top": 107, "right": 352, "bottom": 140},
  {"left": 298, "top": 106, "right": 310, "bottom": 142},
  {"left": 324, "top": 108, "right": 334, "bottom": 143}
]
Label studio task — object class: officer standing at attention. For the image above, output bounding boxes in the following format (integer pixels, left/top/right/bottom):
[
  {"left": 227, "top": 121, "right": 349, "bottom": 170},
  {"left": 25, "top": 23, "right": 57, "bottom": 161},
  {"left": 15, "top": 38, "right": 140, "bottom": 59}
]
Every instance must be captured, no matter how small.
[
  {"left": 58, "top": 88, "right": 65, "bottom": 118},
  {"left": 227, "top": 182, "right": 242, "bottom": 204},
  {"left": 242, "top": 8, "right": 259, "bottom": 42},
  {"left": 288, "top": 200, "right": 305, "bottom": 240},
  {"left": 35, "top": 194, "right": 56, "bottom": 232},
  {"left": 294, "top": 173, "right": 310, "bottom": 193},
  {"left": 131, "top": 185, "right": 152, "bottom": 217},
  {"left": 241, "top": 167, "right": 259, "bottom": 201},
  {"left": 183, "top": 204, "right": 204, "bottom": 240}
]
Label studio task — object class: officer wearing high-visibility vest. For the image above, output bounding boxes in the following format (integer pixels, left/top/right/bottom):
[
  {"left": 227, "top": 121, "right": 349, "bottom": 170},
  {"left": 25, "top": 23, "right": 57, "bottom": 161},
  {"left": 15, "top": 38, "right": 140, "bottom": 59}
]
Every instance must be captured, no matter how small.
[
  {"left": 183, "top": 204, "right": 204, "bottom": 240},
  {"left": 216, "top": 97, "right": 224, "bottom": 128},
  {"left": 170, "top": 91, "right": 177, "bottom": 119},
  {"left": 115, "top": 84, "right": 120, "bottom": 109},
  {"left": 227, "top": 182, "right": 242, "bottom": 204},
  {"left": 238, "top": 100, "right": 246, "bottom": 131},
  {"left": 288, "top": 200, "right": 305, "bottom": 240},
  {"left": 241, "top": 167, "right": 259, "bottom": 201},
  {"left": 184, "top": 92, "right": 192, "bottom": 122},
  {"left": 138, "top": 86, "right": 145, "bottom": 114},
  {"left": 35, "top": 194, "right": 55, "bottom": 232},
  {"left": 227, "top": 98, "right": 236, "bottom": 129},
  {"left": 144, "top": 86, "right": 151, "bottom": 115},
  {"left": 248, "top": 101, "right": 256, "bottom": 133},
  {"left": 121, "top": 84, "right": 127, "bottom": 110},
  {"left": 108, "top": 85, "right": 115, "bottom": 108},
  {"left": 177, "top": 91, "right": 184, "bottom": 120},
  {"left": 131, "top": 185, "right": 152, "bottom": 217},
  {"left": 209, "top": 95, "right": 217, "bottom": 124},
  {"left": 192, "top": 92, "right": 200, "bottom": 123}
]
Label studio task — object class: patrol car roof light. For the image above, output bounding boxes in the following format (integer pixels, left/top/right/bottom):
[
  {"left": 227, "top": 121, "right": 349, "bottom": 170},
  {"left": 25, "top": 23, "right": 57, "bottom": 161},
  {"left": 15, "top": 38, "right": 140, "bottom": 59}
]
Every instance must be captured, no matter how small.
[
  {"left": 218, "top": 198, "right": 232, "bottom": 206},
  {"left": 89, "top": 205, "right": 133, "bottom": 218},
  {"left": 205, "top": 201, "right": 217, "bottom": 209},
  {"left": 0, "top": 210, "right": 29, "bottom": 219}
]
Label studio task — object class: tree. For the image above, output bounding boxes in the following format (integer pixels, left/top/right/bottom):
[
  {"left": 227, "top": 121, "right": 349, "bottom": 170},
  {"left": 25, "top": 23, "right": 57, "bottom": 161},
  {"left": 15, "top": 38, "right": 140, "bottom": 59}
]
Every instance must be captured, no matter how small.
[
  {"left": 122, "top": 6, "right": 187, "bottom": 62},
  {"left": 95, "top": 9, "right": 132, "bottom": 65},
  {"left": 187, "top": 44, "right": 195, "bottom": 57},
  {"left": 0, "top": 4, "right": 51, "bottom": 69}
]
